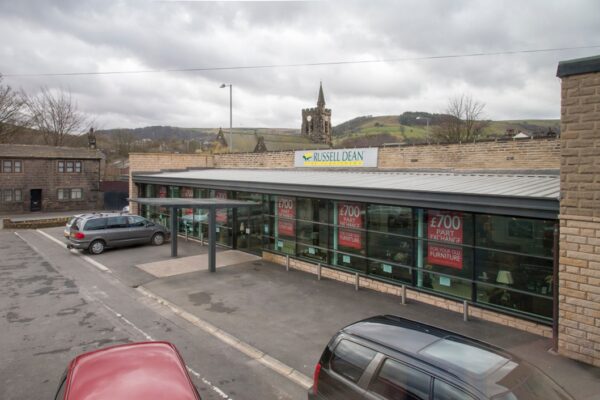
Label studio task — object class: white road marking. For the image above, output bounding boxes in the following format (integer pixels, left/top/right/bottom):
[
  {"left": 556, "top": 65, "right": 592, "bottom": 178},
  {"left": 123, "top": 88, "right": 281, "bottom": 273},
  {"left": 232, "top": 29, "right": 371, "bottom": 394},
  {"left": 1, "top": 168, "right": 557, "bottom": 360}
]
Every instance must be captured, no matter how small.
[
  {"left": 35, "top": 229, "right": 111, "bottom": 272},
  {"left": 137, "top": 287, "right": 314, "bottom": 390},
  {"left": 20, "top": 230, "right": 233, "bottom": 400}
]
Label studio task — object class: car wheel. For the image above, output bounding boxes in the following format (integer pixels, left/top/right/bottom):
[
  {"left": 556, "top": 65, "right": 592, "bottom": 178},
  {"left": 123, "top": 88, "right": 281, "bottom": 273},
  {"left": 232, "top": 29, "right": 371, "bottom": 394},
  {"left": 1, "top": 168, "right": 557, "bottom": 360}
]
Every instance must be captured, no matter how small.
[
  {"left": 151, "top": 233, "right": 165, "bottom": 246},
  {"left": 89, "top": 240, "right": 106, "bottom": 255}
]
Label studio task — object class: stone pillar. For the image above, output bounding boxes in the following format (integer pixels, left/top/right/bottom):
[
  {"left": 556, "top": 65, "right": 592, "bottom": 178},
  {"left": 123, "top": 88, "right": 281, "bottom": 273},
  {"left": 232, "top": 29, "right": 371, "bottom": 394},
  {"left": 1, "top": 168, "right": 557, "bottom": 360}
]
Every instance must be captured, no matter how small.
[
  {"left": 129, "top": 176, "right": 139, "bottom": 215},
  {"left": 557, "top": 55, "right": 600, "bottom": 366}
]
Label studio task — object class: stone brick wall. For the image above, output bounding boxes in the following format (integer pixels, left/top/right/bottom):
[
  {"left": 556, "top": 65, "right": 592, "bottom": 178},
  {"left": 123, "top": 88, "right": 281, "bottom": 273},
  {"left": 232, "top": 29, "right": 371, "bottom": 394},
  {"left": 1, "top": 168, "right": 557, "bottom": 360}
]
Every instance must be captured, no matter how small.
[
  {"left": 211, "top": 139, "right": 560, "bottom": 170},
  {"left": 378, "top": 139, "right": 560, "bottom": 170},
  {"left": 263, "top": 251, "right": 552, "bottom": 338},
  {"left": 558, "top": 69, "right": 600, "bottom": 366},
  {"left": 129, "top": 153, "right": 213, "bottom": 214},
  {"left": 3, "top": 216, "right": 70, "bottom": 229},
  {"left": 0, "top": 158, "right": 102, "bottom": 214}
]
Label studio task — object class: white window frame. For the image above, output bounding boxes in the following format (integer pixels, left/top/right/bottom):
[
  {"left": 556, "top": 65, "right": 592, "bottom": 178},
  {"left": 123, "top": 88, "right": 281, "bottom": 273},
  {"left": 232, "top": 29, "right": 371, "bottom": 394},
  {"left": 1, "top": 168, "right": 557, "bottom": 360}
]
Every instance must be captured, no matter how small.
[{"left": 71, "top": 188, "right": 83, "bottom": 200}]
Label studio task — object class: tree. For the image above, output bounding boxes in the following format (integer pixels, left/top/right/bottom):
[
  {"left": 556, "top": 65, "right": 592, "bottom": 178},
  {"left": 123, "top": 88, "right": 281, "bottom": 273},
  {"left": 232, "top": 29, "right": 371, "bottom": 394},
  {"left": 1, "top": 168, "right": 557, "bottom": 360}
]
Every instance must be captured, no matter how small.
[
  {"left": 114, "top": 129, "right": 137, "bottom": 157},
  {"left": 432, "top": 94, "right": 489, "bottom": 143},
  {"left": 23, "top": 87, "right": 89, "bottom": 146},
  {"left": 0, "top": 75, "right": 26, "bottom": 143}
]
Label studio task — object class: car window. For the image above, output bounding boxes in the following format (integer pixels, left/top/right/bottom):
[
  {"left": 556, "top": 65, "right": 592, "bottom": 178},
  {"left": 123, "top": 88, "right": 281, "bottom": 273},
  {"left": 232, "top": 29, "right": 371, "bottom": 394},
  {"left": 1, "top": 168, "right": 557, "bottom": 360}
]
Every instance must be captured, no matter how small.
[
  {"left": 369, "top": 358, "right": 430, "bottom": 400},
  {"left": 84, "top": 218, "right": 106, "bottom": 231},
  {"left": 106, "top": 216, "right": 129, "bottom": 229},
  {"left": 433, "top": 379, "right": 476, "bottom": 400},
  {"left": 128, "top": 216, "right": 146, "bottom": 227},
  {"left": 330, "top": 339, "right": 376, "bottom": 383}
]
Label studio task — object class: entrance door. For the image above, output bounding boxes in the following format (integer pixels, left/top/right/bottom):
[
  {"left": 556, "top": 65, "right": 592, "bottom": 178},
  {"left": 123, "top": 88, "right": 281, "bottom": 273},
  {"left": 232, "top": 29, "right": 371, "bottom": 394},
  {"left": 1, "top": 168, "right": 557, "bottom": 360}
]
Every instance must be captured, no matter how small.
[{"left": 30, "top": 189, "right": 42, "bottom": 211}]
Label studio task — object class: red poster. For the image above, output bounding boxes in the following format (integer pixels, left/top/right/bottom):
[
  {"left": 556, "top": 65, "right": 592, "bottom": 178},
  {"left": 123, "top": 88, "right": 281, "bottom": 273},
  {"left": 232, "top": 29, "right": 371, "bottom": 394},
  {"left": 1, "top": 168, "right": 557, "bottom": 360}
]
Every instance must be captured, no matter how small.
[
  {"left": 181, "top": 187, "right": 193, "bottom": 215},
  {"left": 277, "top": 197, "right": 296, "bottom": 237},
  {"left": 215, "top": 190, "right": 228, "bottom": 223},
  {"left": 158, "top": 186, "right": 167, "bottom": 198},
  {"left": 338, "top": 202, "right": 364, "bottom": 249},
  {"left": 427, "top": 210, "right": 464, "bottom": 269}
]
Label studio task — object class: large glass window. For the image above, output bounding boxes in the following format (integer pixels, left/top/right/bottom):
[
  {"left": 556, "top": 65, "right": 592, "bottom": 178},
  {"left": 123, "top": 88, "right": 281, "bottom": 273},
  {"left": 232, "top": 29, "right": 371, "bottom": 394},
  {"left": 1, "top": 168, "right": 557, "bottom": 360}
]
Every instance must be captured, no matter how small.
[
  {"left": 210, "top": 189, "right": 232, "bottom": 247},
  {"left": 270, "top": 195, "right": 297, "bottom": 255},
  {"left": 332, "top": 201, "right": 367, "bottom": 273},
  {"left": 296, "top": 198, "right": 329, "bottom": 263},
  {"left": 367, "top": 205, "right": 414, "bottom": 283}
]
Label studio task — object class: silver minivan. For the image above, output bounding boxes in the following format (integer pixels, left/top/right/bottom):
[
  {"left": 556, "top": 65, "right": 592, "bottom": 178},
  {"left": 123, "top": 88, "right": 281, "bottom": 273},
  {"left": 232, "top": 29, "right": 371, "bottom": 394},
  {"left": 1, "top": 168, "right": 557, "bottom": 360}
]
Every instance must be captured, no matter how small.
[{"left": 66, "top": 213, "right": 169, "bottom": 254}]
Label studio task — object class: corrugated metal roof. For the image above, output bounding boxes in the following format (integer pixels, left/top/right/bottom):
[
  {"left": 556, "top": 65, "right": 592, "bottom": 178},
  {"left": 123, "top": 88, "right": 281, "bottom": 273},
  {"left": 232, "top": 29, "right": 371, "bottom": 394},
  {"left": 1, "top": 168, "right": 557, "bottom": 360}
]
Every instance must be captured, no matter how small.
[{"left": 136, "top": 169, "right": 559, "bottom": 199}]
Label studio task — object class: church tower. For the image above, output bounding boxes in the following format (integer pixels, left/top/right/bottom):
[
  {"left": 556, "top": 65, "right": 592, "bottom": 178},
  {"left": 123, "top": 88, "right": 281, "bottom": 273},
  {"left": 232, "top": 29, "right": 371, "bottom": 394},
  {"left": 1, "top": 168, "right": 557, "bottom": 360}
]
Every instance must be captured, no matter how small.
[{"left": 301, "top": 82, "right": 332, "bottom": 146}]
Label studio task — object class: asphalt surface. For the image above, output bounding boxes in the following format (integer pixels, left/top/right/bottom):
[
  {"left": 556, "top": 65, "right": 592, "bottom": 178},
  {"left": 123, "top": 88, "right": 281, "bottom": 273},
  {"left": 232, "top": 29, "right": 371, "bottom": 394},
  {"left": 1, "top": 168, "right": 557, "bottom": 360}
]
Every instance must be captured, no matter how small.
[
  {"left": 0, "top": 229, "right": 305, "bottom": 400},
  {"left": 6, "top": 226, "right": 600, "bottom": 400}
]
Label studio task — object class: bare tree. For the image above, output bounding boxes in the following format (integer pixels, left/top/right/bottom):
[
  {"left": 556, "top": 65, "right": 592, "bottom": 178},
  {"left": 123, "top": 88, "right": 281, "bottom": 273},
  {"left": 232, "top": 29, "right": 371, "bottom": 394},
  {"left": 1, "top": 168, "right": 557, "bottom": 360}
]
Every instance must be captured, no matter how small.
[
  {"left": 432, "top": 94, "right": 489, "bottom": 143},
  {"left": 0, "top": 75, "right": 26, "bottom": 143},
  {"left": 23, "top": 87, "right": 89, "bottom": 146}
]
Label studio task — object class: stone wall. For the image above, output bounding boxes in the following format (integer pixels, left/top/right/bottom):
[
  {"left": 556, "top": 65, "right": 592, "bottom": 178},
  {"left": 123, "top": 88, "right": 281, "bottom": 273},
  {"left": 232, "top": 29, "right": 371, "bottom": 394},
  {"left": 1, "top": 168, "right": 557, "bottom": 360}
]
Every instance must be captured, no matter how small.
[
  {"left": 557, "top": 63, "right": 600, "bottom": 366},
  {"left": 263, "top": 251, "right": 552, "bottom": 338},
  {"left": 0, "top": 158, "right": 103, "bottom": 214},
  {"left": 129, "top": 153, "right": 213, "bottom": 214}
]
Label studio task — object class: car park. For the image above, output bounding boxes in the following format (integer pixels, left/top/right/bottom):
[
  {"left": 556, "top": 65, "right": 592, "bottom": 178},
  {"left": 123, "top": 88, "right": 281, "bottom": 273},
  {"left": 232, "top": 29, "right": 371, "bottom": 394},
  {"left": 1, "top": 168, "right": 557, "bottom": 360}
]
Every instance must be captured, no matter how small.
[
  {"left": 309, "top": 315, "right": 573, "bottom": 400},
  {"left": 65, "top": 212, "right": 169, "bottom": 254},
  {"left": 54, "top": 341, "right": 201, "bottom": 400}
]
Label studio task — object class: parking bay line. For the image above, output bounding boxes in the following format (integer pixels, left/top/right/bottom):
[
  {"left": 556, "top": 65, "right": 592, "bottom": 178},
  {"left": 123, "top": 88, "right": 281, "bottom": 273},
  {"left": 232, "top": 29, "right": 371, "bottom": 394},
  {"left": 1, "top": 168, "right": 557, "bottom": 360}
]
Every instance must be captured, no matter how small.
[
  {"left": 136, "top": 286, "right": 314, "bottom": 390},
  {"left": 33, "top": 228, "right": 313, "bottom": 390},
  {"left": 35, "top": 229, "right": 111, "bottom": 273},
  {"left": 18, "top": 231, "right": 232, "bottom": 400}
]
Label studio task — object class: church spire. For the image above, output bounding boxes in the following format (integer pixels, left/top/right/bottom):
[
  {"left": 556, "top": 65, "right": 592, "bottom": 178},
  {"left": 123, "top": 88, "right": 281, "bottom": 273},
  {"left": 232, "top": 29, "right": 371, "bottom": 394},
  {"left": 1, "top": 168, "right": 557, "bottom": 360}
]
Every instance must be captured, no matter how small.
[{"left": 317, "top": 81, "right": 325, "bottom": 108}]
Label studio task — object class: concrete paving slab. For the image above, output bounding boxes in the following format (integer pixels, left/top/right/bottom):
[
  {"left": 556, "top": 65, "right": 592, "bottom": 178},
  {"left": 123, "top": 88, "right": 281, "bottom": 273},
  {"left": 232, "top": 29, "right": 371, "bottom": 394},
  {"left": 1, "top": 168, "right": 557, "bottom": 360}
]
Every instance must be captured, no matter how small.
[
  {"left": 141, "top": 259, "right": 600, "bottom": 400},
  {"left": 137, "top": 250, "right": 261, "bottom": 277}
]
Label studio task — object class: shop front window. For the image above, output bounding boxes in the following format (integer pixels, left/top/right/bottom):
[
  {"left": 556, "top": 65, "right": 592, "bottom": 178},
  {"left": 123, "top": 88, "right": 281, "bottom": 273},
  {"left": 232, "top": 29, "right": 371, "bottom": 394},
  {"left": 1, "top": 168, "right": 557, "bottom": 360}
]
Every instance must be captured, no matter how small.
[
  {"left": 367, "top": 205, "right": 414, "bottom": 283},
  {"left": 210, "top": 189, "right": 232, "bottom": 247},
  {"left": 296, "top": 198, "right": 329, "bottom": 263},
  {"left": 270, "top": 195, "right": 296, "bottom": 255},
  {"left": 419, "top": 209, "right": 474, "bottom": 300},
  {"left": 332, "top": 201, "right": 367, "bottom": 273}
]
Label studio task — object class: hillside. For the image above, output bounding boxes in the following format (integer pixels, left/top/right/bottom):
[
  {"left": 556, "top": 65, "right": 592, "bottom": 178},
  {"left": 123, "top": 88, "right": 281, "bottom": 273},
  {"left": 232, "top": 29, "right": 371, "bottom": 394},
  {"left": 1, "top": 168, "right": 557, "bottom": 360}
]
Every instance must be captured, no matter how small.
[{"left": 331, "top": 114, "right": 560, "bottom": 147}]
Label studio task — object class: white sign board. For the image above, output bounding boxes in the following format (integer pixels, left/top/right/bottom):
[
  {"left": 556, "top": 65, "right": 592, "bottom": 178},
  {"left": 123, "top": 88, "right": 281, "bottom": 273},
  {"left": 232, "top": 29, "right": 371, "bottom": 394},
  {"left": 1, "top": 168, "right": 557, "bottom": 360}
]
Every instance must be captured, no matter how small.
[{"left": 294, "top": 148, "right": 378, "bottom": 168}]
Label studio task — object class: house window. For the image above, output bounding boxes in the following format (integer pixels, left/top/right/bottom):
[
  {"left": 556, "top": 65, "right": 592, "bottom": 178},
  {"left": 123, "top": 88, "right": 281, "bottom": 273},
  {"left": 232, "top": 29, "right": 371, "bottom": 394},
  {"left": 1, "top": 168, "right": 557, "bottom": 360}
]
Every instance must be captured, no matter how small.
[
  {"left": 13, "top": 161, "right": 22, "bottom": 173},
  {"left": 14, "top": 189, "right": 22, "bottom": 201},
  {"left": 71, "top": 188, "right": 83, "bottom": 200},
  {"left": 3, "top": 189, "right": 13, "bottom": 202},
  {"left": 57, "top": 188, "right": 69, "bottom": 200},
  {"left": 58, "top": 188, "right": 83, "bottom": 200},
  {"left": 58, "top": 160, "right": 83, "bottom": 173},
  {"left": 2, "top": 160, "right": 12, "bottom": 173}
]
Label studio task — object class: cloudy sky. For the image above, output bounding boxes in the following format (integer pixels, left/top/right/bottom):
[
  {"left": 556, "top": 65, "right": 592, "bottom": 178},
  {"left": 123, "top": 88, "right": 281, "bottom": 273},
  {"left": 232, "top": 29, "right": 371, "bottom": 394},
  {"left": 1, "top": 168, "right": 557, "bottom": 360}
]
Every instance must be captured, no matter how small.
[{"left": 1, "top": 0, "right": 599, "bottom": 130}]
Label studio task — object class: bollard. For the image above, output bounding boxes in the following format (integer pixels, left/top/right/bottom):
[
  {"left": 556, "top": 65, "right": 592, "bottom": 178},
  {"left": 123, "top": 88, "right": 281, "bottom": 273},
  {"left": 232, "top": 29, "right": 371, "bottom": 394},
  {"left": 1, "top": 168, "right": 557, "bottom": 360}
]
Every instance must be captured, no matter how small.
[
  {"left": 463, "top": 300, "right": 469, "bottom": 322},
  {"left": 286, "top": 255, "right": 290, "bottom": 271},
  {"left": 355, "top": 273, "right": 359, "bottom": 291},
  {"left": 401, "top": 284, "right": 406, "bottom": 305},
  {"left": 317, "top": 263, "right": 322, "bottom": 280},
  {"left": 200, "top": 231, "right": 204, "bottom": 246}
]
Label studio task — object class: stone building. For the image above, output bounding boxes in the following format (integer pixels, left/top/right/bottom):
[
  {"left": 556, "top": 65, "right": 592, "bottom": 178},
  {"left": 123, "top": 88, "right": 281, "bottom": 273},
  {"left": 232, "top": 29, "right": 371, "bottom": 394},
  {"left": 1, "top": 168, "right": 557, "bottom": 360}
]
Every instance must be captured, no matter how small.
[
  {"left": 301, "top": 83, "right": 332, "bottom": 146},
  {"left": 0, "top": 144, "right": 105, "bottom": 213}
]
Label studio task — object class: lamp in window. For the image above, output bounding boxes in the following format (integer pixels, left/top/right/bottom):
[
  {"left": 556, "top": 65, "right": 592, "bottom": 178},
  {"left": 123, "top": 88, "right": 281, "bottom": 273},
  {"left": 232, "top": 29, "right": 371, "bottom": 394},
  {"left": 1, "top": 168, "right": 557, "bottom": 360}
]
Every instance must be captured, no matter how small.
[{"left": 496, "top": 270, "right": 514, "bottom": 285}]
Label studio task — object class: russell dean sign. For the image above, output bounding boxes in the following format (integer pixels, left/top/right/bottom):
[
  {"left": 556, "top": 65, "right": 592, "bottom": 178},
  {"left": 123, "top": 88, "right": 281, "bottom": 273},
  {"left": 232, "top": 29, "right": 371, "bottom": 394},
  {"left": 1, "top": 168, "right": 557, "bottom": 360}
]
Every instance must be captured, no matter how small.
[{"left": 295, "top": 148, "right": 378, "bottom": 168}]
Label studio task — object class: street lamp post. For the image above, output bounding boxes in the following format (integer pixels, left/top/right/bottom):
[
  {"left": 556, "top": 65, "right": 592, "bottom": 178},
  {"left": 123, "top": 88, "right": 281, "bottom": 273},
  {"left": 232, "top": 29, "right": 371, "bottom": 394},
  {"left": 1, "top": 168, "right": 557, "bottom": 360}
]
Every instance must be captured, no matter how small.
[
  {"left": 416, "top": 116, "right": 432, "bottom": 143},
  {"left": 220, "top": 83, "right": 233, "bottom": 152}
]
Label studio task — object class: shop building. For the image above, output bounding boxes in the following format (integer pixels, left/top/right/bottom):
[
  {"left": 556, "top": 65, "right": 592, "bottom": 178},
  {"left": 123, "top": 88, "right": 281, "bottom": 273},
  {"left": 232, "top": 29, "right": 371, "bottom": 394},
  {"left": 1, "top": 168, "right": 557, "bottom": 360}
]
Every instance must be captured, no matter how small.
[{"left": 129, "top": 55, "right": 600, "bottom": 366}]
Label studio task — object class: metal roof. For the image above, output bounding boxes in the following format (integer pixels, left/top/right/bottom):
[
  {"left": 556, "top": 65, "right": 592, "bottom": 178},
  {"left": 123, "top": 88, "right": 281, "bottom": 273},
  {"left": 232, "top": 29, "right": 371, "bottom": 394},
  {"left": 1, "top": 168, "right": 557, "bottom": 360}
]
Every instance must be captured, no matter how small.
[
  {"left": 129, "top": 197, "right": 259, "bottom": 208},
  {"left": 133, "top": 168, "right": 560, "bottom": 219}
]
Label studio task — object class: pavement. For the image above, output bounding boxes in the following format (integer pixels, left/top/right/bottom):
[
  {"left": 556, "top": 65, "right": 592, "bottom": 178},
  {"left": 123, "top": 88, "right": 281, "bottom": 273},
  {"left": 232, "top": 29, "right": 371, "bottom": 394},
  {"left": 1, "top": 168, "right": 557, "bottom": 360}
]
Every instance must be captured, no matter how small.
[{"left": 37, "top": 226, "right": 600, "bottom": 399}]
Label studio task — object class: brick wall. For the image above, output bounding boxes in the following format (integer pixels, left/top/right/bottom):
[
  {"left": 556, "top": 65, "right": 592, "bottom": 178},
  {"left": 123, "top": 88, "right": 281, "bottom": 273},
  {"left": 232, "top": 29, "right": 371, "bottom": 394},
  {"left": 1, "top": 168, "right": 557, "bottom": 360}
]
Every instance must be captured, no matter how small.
[
  {"left": 263, "top": 252, "right": 552, "bottom": 338},
  {"left": 557, "top": 62, "right": 600, "bottom": 366},
  {"left": 211, "top": 139, "right": 560, "bottom": 170},
  {"left": 129, "top": 153, "right": 213, "bottom": 213},
  {"left": 0, "top": 158, "right": 102, "bottom": 214}
]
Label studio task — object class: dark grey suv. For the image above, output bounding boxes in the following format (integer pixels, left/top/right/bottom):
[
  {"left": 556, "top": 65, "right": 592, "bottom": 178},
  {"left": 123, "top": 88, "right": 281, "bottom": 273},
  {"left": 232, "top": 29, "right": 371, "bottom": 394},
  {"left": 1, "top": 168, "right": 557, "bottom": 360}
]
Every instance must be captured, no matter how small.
[
  {"left": 309, "top": 315, "right": 573, "bottom": 400},
  {"left": 66, "top": 213, "right": 169, "bottom": 255}
]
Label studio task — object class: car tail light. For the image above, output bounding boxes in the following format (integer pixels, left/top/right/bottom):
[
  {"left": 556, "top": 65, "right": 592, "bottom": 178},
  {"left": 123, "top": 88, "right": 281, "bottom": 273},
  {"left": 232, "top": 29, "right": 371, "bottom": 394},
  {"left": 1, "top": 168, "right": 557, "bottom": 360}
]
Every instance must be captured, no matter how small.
[
  {"left": 312, "top": 362, "right": 322, "bottom": 395},
  {"left": 74, "top": 232, "right": 85, "bottom": 240}
]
